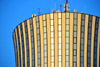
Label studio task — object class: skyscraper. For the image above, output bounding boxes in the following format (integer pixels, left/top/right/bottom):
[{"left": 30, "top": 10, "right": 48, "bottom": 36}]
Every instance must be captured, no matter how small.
[{"left": 12, "top": 1, "right": 100, "bottom": 67}]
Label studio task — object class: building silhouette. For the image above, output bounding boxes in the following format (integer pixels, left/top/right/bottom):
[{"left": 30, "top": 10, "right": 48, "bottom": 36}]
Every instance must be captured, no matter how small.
[{"left": 12, "top": 1, "right": 100, "bottom": 67}]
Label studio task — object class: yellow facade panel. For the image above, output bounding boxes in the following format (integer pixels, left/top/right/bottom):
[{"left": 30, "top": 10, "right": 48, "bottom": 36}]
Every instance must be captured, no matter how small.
[
  {"left": 13, "top": 32, "right": 18, "bottom": 67},
  {"left": 70, "top": 13, "right": 74, "bottom": 67},
  {"left": 15, "top": 28, "right": 20, "bottom": 67},
  {"left": 97, "top": 18, "right": 100, "bottom": 67},
  {"left": 18, "top": 25, "right": 23, "bottom": 67},
  {"left": 46, "top": 14, "right": 51, "bottom": 67},
  {"left": 91, "top": 16, "right": 96, "bottom": 67},
  {"left": 33, "top": 17, "right": 38, "bottom": 67},
  {"left": 22, "top": 22, "right": 27, "bottom": 67},
  {"left": 27, "top": 20, "right": 32, "bottom": 67},
  {"left": 61, "top": 13, "right": 66, "bottom": 67},
  {"left": 77, "top": 13, "right": 81, "bottom": 67},
  {"left": 54, "top": 13, "right": 58, "bottom": 67},
  {"left": 84, "top": 15, "right": 89, "bottom": 67},
  {"left": 39, "top": 15, "right": 44, "bottom": 67}
]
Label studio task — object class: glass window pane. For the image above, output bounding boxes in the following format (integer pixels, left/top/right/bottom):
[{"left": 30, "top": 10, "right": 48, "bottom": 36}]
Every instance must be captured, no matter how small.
[
  {"left": 59, "top": 44, "right": 61, "bottom": 49},
  {"left": 59, "top": 38, "right": 61, "bottom": 43},
  {"left": 73, "top": 56, "right": 76, "bottom": 61},
  {"left": 50, "top": 13, "right": 53, "bottom": 19},
  {"left": 51, "top": 38, "right": 54, "bottom": 43},
  {"left": 66, "top": 50, "right": 69, "bottom": 55},
  {"left": 73, "top": 50, "right": 76, "bottom": 55},
  {"left": 59, "top": 32, "right": 61, "bottom": 37},
  {"left": 58, "top": 25, "right": 61, "bottom": 30},
  {"left": 59, "top": 56, "right": 62, "bottom": 61},
  {"left": 43, "top": 14, "right": 46, "bottom": 20},
  {"left": 51, "top": 26, "right": 54, "bottom": 31},
  {"left": 66, "top": 38, "right": 69, "bottom": 43},
  {"left": 51, "top": 32, "right": 54, "bottom": 37},
  {"left": 66, "top": 32, "right": 69, "bottom": 37},
  {"left": 58, "top": 19, "right": 61, "bottom": 24},
  {"left": 74, "top": 26, "right": 77, "bottom": 31},
  {"left": 66, "top": 44, "right": 69, "bottom": 49},
  {"left": 44, "top": 27, "right": 46, "bottom": 32},
  {"left": 51, "top": 57, "right": 54, "bottom": 62},
  {"left": 66, "top": 19, "right": 69, "bottom": 24},
  {"left": 59, "top": 50, "right": 61, "bottom": 55},
  {"left": 51, "top": 20, "right": 54, "bottom": 25},
  {"left": 51, "top": 44, "right": 54, "bottom": 50},
  {"left": 66, "top": 56, "right": 69, "bottom": 61},
  {"left": 66, "top": 13, "right": 69, "bottom": 18},
  {"left": 66, "top": 25, "right": 69, "bottom": 30},
  {"left": 43, "top": 21, "right": 46, "bottom": 26},
  {"left": 58, "top": 13, "right": 61, "bottom": 18}
]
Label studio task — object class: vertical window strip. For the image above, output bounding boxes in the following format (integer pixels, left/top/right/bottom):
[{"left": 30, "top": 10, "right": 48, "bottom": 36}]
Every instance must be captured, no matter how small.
[
  {"left": 17, "top": 27, "right": 21, "bottom": 67},
  {"left": 30, "top": 18, "right": 35, "bottom": 67},
  {"left": 93, "top": 17, "right": 99, "bottom": 67},
  {"left": 58, "top": 13, "right": 62, "bottom": 67},
  {"left": 20, "top": 23, "right": 25, "bottom": 67},
  {"left": 87, "top": 15, "right": 92, "bottom": 67},
  {"left": 14, "top": 30, "right": 18, "bottom": 67},
  {"left": 24, "top": 21, "right": 29, "bottom": 67},
  {"left": 73, "top": 13, "right": 77, "bottom": 67},
  {"left": 65, "top": 12, "right": 70, "bottom": 67},
  {"left": 50, "top": 13, "right": 54, "bottom": 67},
  {"left": 43, "top": 14, "right": 47, "bottom": 67},
  {"left": 36, "top": 16, "right": 41, "bottom": 67},
  {"left": 80, "top": 14, "right": 85, "bottom": 67}
]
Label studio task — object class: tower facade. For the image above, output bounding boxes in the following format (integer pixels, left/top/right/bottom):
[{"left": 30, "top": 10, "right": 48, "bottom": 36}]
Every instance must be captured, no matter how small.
[{"left": 13, "top": 12, "right": 100, "bottom": 67}]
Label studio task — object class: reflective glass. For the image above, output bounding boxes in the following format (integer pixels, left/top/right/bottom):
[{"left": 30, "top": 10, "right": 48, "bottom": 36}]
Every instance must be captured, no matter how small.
[
  {"left": 59, "top": 44, "right": 61, "bottom": 49},
  {"left": 66, "top": 32, "right": 69, "bottom": 37},
  {"left": 43, "top": 15, "right": 46, "bottom": 20},
  {"left": 51, "top": 50, "right": 54, "bottom": 56},
  {"left": 50, "top": 13, "right": 53, "bottom": 19},
  {"left": 51, "top": 56, "right": 54, "bottom": 62},
  {"left": 73, "top": 50, "right": 76, "bottom": 55},
  {"left": 51, "top": 44, "right": 54, "bottom": 50},
  {"left": 74, "top": 26, "right": 77, "bottom": 31},
  {"left": 73, "top": 56, "right": 76, "bottom": 61},
  {"left": 59, "top": 62, "right": 61, "bottom": 67},
  {"left": 74, "top": 20, "right": 77, "bottom": 25},
  {"left": 66, "top": 56, "right": 69, "bottom": 61},
  {"left": 51, "top": 20, "right": 54, "bottom": 25},
  {"left": 59, "top": 32, "right": 61, "bottom": 37},
  {"left": 51, "top": 38, "right": 54, "bottom": 43},
  {"left": 59, "top": 56, "right": 61, "bottom": 61},
  {"left": 43, "top": 21, "right": 46, "bottom": 26},
  {"left": 66, "top": 44, "right": 69, "bottom": 49},
  {"left": 66, "top": 25, "right": 69, "bottom": 30},
  {"left": 66, "top": 62, "right": 69, "bottom": 67},
  {"left": 66, "top": 38, "right": 69, "bottom": 43},
  {"left": 59, "top": 38, "right": 61, "bottom": 43},
  {"left": 66, "top": 19, "right": 69, "bottom": 24},
  {"left": 58, "top": 19, "right": 61, "bottom": 24},
  {"left": 59, "top": 50, "right": 61, "bottom": 55},
  {"left": 66, "top": 13, "right": 69, "bottom": 18},
  {"left": 58, "top": 13, "right": 61, "bottom": 18},
  {"left": 58, "top": 25, "right": 61, "bottom": 30},
  {"left": 44, "top": 33, "right": 47, "bottom": 38},
  {"left": 73, "top": 44, "right": 76, "bottom": 49},
  {"left": 51, "top": 32, "right": 54, "bottom": 37},
  {"left": 66, "top": 50, "right": 69, "bottom": 55},
  {"left": 51, "top": 26, "right": 54, "bottom": 31}
]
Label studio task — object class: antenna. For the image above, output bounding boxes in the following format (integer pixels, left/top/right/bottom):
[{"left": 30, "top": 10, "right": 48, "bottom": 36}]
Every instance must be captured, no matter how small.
[
  {"left": 64, "top": 0, "right": 70, "bottom": 12},
  {"left": 38, "top": 8, "right": 41, "bottom": 15},
  {"left": 66, "top": 0, "right": 68, "bottom": 4},
  {"left": 60, "top": 0, "right": 62, "bottom": 12}
]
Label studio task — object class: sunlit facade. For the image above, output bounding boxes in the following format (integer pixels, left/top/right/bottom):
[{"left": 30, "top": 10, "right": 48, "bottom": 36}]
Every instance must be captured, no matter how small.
[{"left": 13, "top": 12, "right": 100, "bottom": 67}]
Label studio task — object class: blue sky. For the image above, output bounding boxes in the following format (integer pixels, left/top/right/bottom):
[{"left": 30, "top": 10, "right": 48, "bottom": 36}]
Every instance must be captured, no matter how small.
[{"left": 0, "top": 0, "right": 100, "bottom": 67}]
